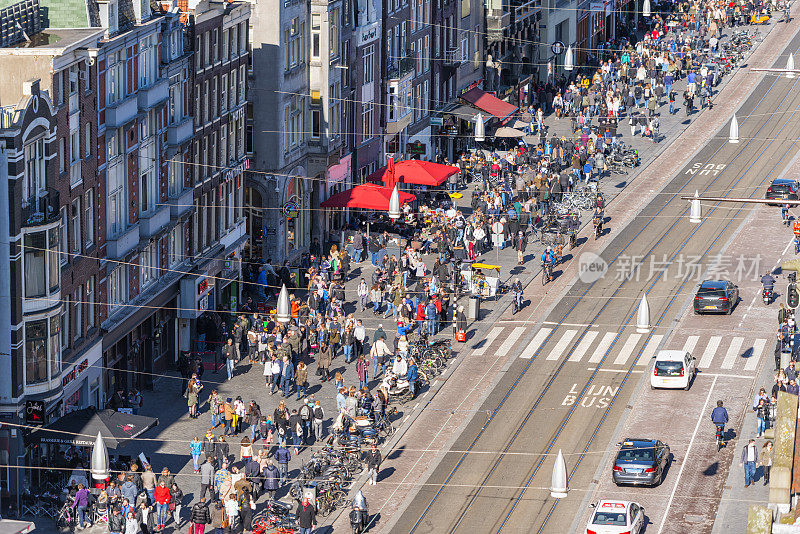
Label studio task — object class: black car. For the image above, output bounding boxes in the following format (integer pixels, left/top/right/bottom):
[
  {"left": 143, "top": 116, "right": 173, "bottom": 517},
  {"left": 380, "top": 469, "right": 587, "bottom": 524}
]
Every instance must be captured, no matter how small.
[
  {"left": 766, "top": 178, "right": 799, "bottom": 205},
  {"left": 612, "top": 439, "right": 670, "bottom": 486},
  {"left": 694, "top": 280, "right": 739, "bottom": 315}
]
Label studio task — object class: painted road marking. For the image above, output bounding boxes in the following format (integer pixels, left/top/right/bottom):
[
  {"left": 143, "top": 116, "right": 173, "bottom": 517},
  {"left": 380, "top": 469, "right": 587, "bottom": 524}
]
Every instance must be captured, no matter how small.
[
  {"left": 569, "top": 331, "right": 599, "bottom": 362},
  {"left": 698, "top": 336, "right": 723, "bottom": 369},
  {"left": 473, "top": 326, "right": 503, "bottom": 356},
  {"left": 496, "top": 327, "right": 526, "bottom": 357},
  {"left": 520, "top": 328, "right": 553, "bottom": 359},
  {"left": 682, "top": 336, "right": 699, "bottom": 354},
  {"left": 587, "top": 368, "right": 645, "bottom": 374},
  {"left": 636, "top": 334, "right": 664, "bottom": 366},
  {"left": 613, "top": 333, "right": 642, "bottom": 365},
  {"left": 721, "top": 337, "right": 745, "bottom": 369},
  {"left": 744, "top": 338, "right": 767, "bottom": 371},
  {"left": 546, "top": 330, "right": 579, "bottom": 361},
  {"left": 588, "top": 332, "right": 617, "bottom": 364}
]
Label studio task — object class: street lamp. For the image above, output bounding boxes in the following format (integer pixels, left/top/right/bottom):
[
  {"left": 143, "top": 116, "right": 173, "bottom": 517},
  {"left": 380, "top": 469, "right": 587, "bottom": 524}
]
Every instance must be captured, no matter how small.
[
  {"left": 474, "top": 113, "right": 485, "bottom": 142},
  {"left": 564, "top": 45, "right": 574, "bottom": 72},
  {"left": 276, "top": 284, "right": 290, "bottom": 323},
  {"left": 388, "top": 185, "right": 401, "bottom": 220},
  {"left": 90, "top": 431, "right": 109, "bottom": 481}
]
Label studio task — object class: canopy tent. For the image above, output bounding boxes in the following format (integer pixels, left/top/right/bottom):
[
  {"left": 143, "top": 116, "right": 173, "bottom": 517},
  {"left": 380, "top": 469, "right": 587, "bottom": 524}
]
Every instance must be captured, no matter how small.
[
  {"left": 26, "top": 407, "right": 159, "bottom": 448},
  {"left": 493, "top": 127, "right": 526, "bottom": 138},
  {"left": 460, "top": 87, "right": 518, "bottom": 123},
  {"left": 320, "top": 183, "right": 416, "bottom": 210},
  {"left": 367, "top": 159, "right": 460, "bottom": 187}
]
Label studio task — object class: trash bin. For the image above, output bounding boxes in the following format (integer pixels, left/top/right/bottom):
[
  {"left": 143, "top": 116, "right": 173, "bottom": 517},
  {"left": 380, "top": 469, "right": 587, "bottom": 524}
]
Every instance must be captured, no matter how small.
[{"left": 468, "top": 295, "right": 480, "bottom": 320}]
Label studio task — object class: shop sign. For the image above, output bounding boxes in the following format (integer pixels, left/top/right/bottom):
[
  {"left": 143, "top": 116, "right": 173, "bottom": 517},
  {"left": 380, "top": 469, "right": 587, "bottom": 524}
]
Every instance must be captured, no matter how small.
[
  {"left": 407, "top": 141, "right": 426, "bottom": 155},
  {"left": 430, "top": 116, "right": 444, "bottom": 126},
  {"left": 446, "top": 125, "right": 459, "bottom": 136},
  {"left": 25, "top": 400, "right": 45, "bottom": 426},
  {"left": 199, "top": 294, "right": 209, "bottom": 313},
  {"left": 197, "top": 277, "right": 209, "bottom": 296},
  {"left": 459, "top": 78, "right": 483, "bottom": 95},
  {"left": 386, "top": 141, "right": 398, "bottom": 153},
  {"left": 551, "top": 41, "right": 565, "bottom": 55},
  {"left": 283, "top": 201, "right": 300, "bottom": 218},
  {"left": 358, "top": 22, "right": 380, "bottom": 45},
  {"left": 263, "top": 226, "right": 277, "bottom": 237},
  {"left": 231, "top": 106, "right": 246, "bottom": 122},
  {"left": 224, "top": 159, "right": 250, "bottom": 183},
  {"left": 62, "top": 359, "right": 89, "bottom": 388}
]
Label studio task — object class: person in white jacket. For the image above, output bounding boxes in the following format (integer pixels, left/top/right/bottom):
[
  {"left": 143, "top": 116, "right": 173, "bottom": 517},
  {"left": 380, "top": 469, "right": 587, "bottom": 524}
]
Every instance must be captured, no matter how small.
[{"left": 357, "top": 278, "right": 369, "bottom": 311}]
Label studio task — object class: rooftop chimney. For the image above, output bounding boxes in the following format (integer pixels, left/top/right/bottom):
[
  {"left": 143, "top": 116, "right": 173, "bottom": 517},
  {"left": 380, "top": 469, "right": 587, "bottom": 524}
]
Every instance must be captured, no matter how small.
[{"left": 98, "top": 0, "right": 119, "bottom": 37}]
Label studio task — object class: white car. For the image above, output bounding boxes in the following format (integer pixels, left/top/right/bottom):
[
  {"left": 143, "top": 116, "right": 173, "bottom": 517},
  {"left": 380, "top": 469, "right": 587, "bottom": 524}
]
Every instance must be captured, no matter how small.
[
  {"left": 650, "top": 349, "right": 696, "bottom": 390},
  {"left": 585, "top": 500, "right": 645, "bottom": 534}
]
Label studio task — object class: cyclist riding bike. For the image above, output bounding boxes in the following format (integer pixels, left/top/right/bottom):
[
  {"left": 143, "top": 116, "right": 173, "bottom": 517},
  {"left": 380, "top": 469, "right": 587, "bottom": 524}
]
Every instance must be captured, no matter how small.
[
  {"left": 593, "top": 207, "right": 604, "bottom": 239},
  {"left": 511, "top": 278, "right": 524, "bottom": 312},
  {"left": 711, "top": 400, "right": 729, "bottom": 443},
  {"left": 541, "top": 247, "right": 556, "bottom": 282}
]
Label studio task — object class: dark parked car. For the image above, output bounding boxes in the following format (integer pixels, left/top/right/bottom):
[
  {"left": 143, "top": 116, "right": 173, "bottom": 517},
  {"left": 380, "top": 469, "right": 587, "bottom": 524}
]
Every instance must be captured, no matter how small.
[
  {"left": 766, "top": 178, "right": 799, "bottom": 205},
  {"left": 612, "top": 439, "right": 670, "bottom": 486},
  {"left": 694, "top": 280, "right": 738, "bottom": 315}
]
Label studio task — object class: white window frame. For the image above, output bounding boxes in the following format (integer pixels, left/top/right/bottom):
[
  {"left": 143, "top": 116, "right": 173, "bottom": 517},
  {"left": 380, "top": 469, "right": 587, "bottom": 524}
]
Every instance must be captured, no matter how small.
[{"left": 71, "top": 197, "right": 81, "bottom": 254}]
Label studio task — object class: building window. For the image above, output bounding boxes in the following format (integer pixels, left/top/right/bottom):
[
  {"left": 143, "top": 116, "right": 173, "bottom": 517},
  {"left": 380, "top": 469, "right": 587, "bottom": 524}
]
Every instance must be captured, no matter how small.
[
  {"left": 84, "top": 124, "right": 91, "bottom": 158},
  {"left": 24, "top": 319, "right": 48, "bottom": 385},
  {"left": 330, "top": 9, "right": 340, "bottom": 58},
  {"left": 220, "top": 124, "right": 228, "bottom": 166},
  {"left": 108, "top": 266, "right": 128, "bottom": 315},
  {"left": 169, "top": 75, "right": 183, "bottom": 123},
  {"left": 86, "top": 276, "right": 95, "bottom": 329},
  {"left": 58, "top": 138, "right": 66, "bottom": 173},
  {"left": 363, "top": 44, "right": 374, "bottom": 84},
  {"left": 204, "top": 31, "right": 211, "bottom": 66},
  {"left": 284, "top": 95, "right": 304, "bottom": 150},
  {"left": 107, "top": 160, "right": 125, "bottom": 237},
  {"left": 239, "top": 65, "right": 246, "bottom": 104},
  {"left": 69, "top": 128, "right": 81, "bottom": 187},
  {"left": 285, "top": 18, "right": 304, "bottom": 69},
  {"left": 229, "top": 70, "right": 237, "bottom": 110},
  {"left": 73, "top": 287, "right": 82, "bottom": 341},
  {"left": 330, "top": 83, "right": 340, "bottom": 136},
  {"left": 106, "top": 49, "right": 126, "bottom": 105},
  {"left": 23, "top": 231, "right": 48, "bottom": 298},
  {"left": 212, "top": 29, "right": 219, "bottom": 63},
  {"left": 193, "top": 141, "right": 201, "bottom": 184},
  {"left": 423, "top": 79, "right": 429, "bottom": 117},
  {"left": 71, "top": 198, "right": 81, "bottom": 254},
  {"left": 23, "top": 138, "right": 45, "bottom": 204},
  {"left": 140, "top": 241, "right": 158, "bottom": 288},
  {"left": 58, "top": 207, "right": 67, "bottom": 266},
  {"left": 194, "top": 83, "right": 201, "bottom": 122},
  {"left": 240, "top": 22, "right": 247, "bottom": 54},
  {"left": 203, "top": 80, "right": 210, "bottom": 123},
  {"left": 168, "top": 226, "right": 182, "bottom": 266},
  {"left": 362, "top": 103, "right": 373, "bottom": 141},
  {"left": 169, "top": 154, "right": 183, "bottom": 196},
  {"left": 84, "top": 189, "right": 94, "bottom": 248},
  {"left": 60, "top": 299, "right": 69, "bottom": 350},
  {"left": 342, "top": 41, "right": 350, "bottom": 87},
  {"left": 311, "top": 14, "right": 321, "bottom": 59},
  {"left": 139, "top": 34, "right": 158, "bottom": 88},
  {"left": 222, "top": 28, "right": 229, "bottom": 61},
  {"left": 221, "top": 73, "right": 228, "bottom": 114},
  {"left": 139, "top": 139, "right": 157, "bottom": 214},
  {"left": 311, "top": 109, "right": 321, "bottom": 139}
]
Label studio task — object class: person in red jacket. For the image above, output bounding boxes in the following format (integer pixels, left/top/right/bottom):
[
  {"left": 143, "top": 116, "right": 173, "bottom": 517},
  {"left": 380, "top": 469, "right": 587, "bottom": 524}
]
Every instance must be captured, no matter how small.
[
  {"left": 416, "top": 302, "right": 426, "bottom": 331},
  {"left": 153, "top": 480, "right": 171, "bottom": 530}
]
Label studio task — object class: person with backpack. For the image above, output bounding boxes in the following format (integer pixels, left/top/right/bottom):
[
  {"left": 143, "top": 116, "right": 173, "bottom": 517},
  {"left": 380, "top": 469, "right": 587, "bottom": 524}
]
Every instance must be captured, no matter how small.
[
  {"left": 274, "top": 445, "right": 291, "bottom": 485},
  {"left": 299, "top": 401, "right": 313, "bottom": 445},
  {"left": 312, "top": 401, "right": 325, "bottom": 442}
]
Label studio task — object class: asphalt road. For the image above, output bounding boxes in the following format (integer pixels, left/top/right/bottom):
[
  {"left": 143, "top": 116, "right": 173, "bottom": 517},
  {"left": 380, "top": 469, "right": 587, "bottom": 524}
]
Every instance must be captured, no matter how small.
[{"left": 390, "top": 28, "right": 800, "bottom": 534}]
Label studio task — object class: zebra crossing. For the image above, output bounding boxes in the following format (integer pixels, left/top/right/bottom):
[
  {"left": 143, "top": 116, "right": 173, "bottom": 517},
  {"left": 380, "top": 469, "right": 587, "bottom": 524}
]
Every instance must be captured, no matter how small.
[{"left": 473, "top": 324, "right": 770, "bottom": 373}]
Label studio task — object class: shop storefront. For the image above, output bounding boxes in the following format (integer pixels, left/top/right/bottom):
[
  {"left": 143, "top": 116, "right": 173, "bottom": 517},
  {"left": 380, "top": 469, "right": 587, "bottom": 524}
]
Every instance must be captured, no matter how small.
[{"left": 60, "top": 340, "right": 103, "bottom": 416}]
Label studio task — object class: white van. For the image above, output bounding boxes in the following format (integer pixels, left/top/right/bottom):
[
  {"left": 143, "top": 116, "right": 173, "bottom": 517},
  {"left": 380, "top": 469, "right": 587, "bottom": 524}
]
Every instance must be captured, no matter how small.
[{"left": 650, "top": 350, "right": 695, "bottom": 390}]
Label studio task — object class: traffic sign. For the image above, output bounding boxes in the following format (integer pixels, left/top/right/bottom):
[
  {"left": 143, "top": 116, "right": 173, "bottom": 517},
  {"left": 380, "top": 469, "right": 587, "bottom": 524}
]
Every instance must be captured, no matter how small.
[
  {"left": 492, "top": 221, "right": 505, "bottom": 234},
  {"left": 552, "top": 41, "right": 565, "bottom": 55}
]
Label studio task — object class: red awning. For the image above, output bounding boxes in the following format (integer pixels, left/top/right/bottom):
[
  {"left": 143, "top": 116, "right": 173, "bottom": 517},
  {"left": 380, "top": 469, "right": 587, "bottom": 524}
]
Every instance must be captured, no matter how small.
[
  {"left": 367, "top": 160, "right": 460, "bottom": 187},
  {"left": 320, "top": 183, "right": 416, "bottom": 210},
  {"left": 461, "top": 87, "right": 518, "bottom": 123}
]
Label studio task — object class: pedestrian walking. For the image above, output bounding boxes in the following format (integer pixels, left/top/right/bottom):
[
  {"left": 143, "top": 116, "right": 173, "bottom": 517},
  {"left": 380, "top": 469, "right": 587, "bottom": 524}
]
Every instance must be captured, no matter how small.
[
  {"left": 190, "top": 436, "right": 203, "bottom": 472},
  {"left": 189, "top": 497, "right": 211, "bottom": 534},
  {"left": 760, "top": 441, "right": 774, "bottom": 485},
  {"left": 365, "top": 444, "right": 382, "bottom": 485},
  {"left": 741, "top": 438, "right": 758, "bottom": 487}
]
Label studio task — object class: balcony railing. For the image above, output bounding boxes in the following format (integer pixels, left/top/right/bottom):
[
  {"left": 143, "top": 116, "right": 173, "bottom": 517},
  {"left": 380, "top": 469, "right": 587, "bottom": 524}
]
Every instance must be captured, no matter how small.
[
  {"left": 21, "top": 189, "right": 60, "bottom": 228},
  {"left": 443, "top": 46, "right": 464, "bottom": 67},
  {"left": 514, "top": 0, "right": 538, "bottom": 24},
  {"left": 387, "top": 54, "right": 415, "bottom": 80}
]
